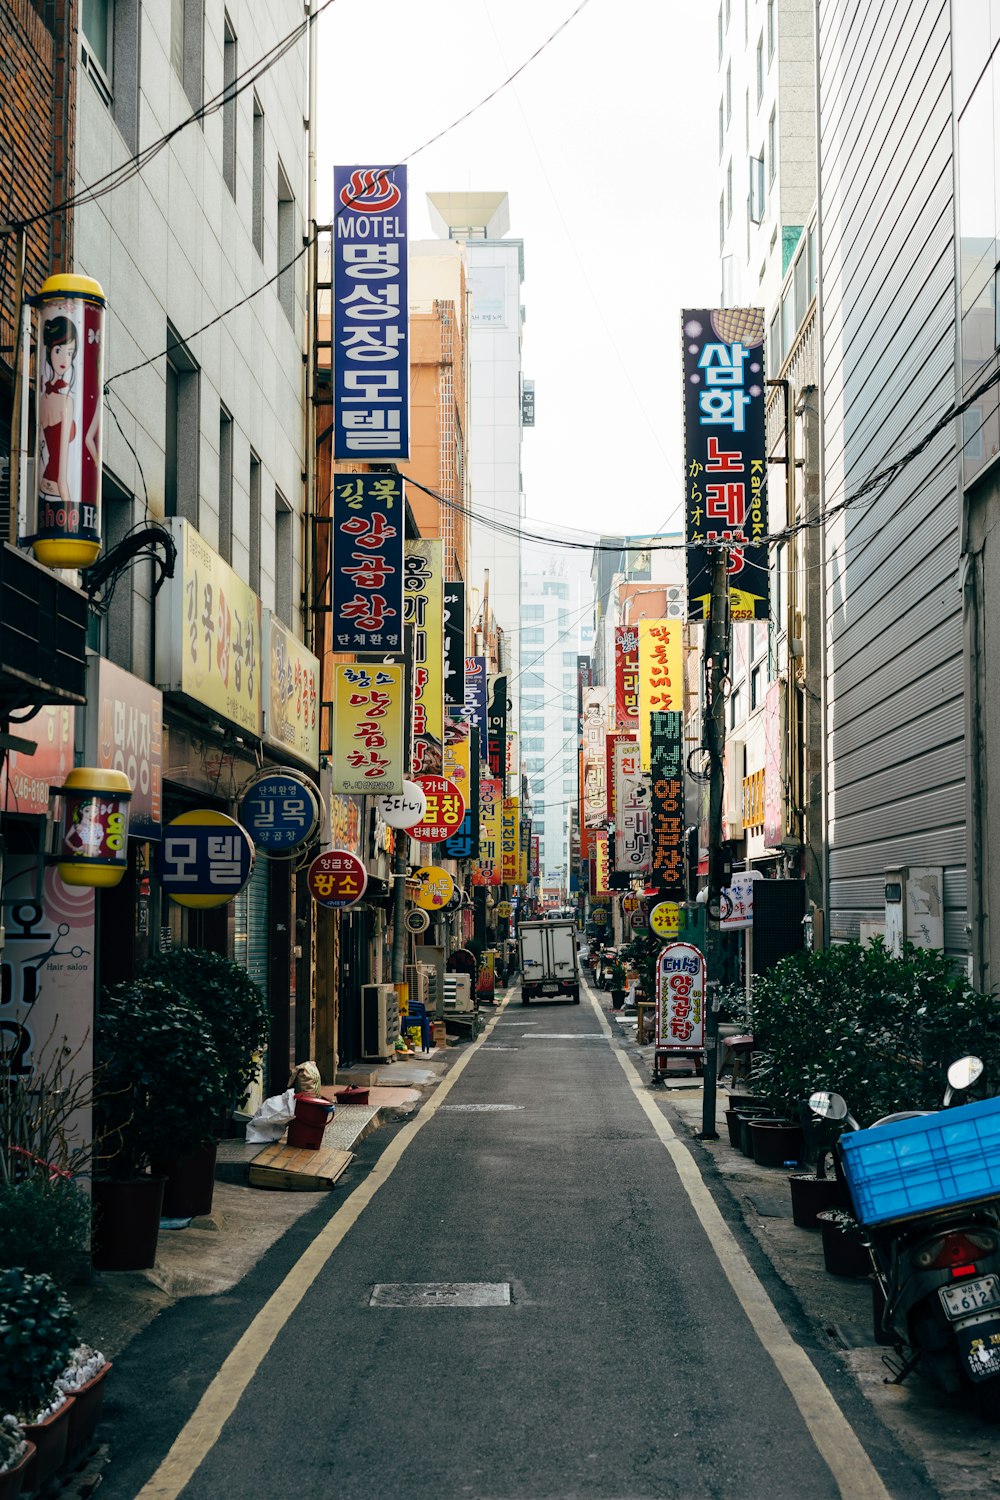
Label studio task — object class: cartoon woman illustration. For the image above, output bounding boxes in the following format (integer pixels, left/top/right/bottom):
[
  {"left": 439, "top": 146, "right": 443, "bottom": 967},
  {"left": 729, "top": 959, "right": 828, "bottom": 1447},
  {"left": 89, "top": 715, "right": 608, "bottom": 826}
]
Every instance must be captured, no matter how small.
[
  {"left": 38, "top": 313, "right": 100, "bottom": 517},
  {"left": 63, "top": 800, "right": 106, "bottom": 857}
]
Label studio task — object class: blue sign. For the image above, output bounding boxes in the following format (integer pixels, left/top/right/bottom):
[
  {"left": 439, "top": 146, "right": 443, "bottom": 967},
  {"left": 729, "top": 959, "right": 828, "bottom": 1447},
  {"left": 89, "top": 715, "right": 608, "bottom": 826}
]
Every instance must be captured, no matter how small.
[
  {"left": 239, "top": 773, "right": 320, "bottom": 852},
  {"left": 331, "top": 473, "right": 404, "bottom": 651},
  {"left": 154, "top": 811, "right": 255, "bottom": 909},
  {"left": 463, "top": 655, "right": 488, "bottom": 761},
  {"left": 333, "top": 165, "right": 409, "bottom": 461}
]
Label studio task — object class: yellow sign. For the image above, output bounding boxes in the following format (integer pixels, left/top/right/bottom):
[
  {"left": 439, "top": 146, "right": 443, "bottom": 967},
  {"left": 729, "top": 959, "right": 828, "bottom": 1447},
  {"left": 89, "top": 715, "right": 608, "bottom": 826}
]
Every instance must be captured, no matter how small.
[
  {"left": 265, "top": 612, "right": 320, "bottom": 769},
  {"left": 638, "top": 620, "right": 683, "bottom": 771},
  {"left": 413, "top": 865, "right": 454, "bottom": 910},
  {"left": 594, "top": 831, "right": 611, "bottom": 895},
  {"left": 501, "top": 796, "right": 519, "bottom": 883},
  {"left": 331, "top": 664, "right": 404, "bottom": 795},
  {"left": 650, "top": 901, "right": 681, "bottom": 939},
  {"left": 472, "top": 775, "right": 503, "bottom": 886},
  {"left": 403, "top": 539, "right": 444, "bottom": 774},
  {"left": 158, "top": 519, "right": 262, "bottom": 736},
  {"left": 443, "top": 713, "right": 472, "bottom": 801},
  {"left": 497, "top": 901, "right": 512, "bottom": 918}
]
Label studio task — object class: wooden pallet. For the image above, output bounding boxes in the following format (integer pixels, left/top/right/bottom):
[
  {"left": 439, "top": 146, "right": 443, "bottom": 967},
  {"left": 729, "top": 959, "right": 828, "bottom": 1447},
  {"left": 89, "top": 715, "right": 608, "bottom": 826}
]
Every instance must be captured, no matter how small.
[{"left": 248, "top": 1142, "right": 354, "bottom": 1190}]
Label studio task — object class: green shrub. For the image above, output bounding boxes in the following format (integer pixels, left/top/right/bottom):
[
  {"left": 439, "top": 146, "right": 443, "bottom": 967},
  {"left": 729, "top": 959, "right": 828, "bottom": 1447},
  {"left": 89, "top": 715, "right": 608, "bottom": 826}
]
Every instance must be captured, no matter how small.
[
  {"left": 743, "top": 940, "right": 1000, "bottom": 1124},
  {"left": 0, "top": 1268, "right": 76, "bottom": 1421},
  {"left": 139, "top": 948, "right": 269, "bottom": 1106},
  {"left": 0, "top": 1180, "right": 90, "bottom": 1287}
]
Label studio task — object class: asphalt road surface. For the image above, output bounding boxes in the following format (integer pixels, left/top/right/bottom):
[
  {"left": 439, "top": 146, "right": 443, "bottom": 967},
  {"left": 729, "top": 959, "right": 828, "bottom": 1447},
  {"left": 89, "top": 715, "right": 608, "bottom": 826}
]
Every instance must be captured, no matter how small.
[{"left": 101, "top": 979, "right": 940, "bottom": 1500}]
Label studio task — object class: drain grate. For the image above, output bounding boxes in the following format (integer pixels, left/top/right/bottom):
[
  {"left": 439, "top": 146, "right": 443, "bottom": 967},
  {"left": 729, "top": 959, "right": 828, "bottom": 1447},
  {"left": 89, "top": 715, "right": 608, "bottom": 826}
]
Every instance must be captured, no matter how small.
[
  {"left": 439, "top": 1103, "right": 524, "bottom": 1112},
  {"left": 370, "top": 1282, "right": 511, "bottom": 1308}
]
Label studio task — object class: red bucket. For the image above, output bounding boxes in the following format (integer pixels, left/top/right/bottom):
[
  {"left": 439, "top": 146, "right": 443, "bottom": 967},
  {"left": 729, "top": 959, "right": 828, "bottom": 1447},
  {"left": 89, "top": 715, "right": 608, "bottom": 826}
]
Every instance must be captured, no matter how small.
[{"left": 287, "top": 1094, "right": 334, "bottom": 1150}]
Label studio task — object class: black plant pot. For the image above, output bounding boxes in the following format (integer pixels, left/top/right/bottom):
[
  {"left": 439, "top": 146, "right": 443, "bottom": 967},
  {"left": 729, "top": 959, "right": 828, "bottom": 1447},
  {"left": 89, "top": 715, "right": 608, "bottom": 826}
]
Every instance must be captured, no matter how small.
[
  {"left": 788, "top": 1173, "right": 850, "bottom": 1229},
  {"left": 819, "top": 1219, "right": 871, "bottom": 1278},
  {"left": 610, "top": 990, "right": 626, "bottom": 1010},
  {"left": 152, "top": 1139, "right": 218, "bottom": 1219},
  {"left": 92, "top": 1175, "right": 165, "bottom": 1270},
  {"left": 750, "top": 1120, "right": 804, "bottom": 1168}
]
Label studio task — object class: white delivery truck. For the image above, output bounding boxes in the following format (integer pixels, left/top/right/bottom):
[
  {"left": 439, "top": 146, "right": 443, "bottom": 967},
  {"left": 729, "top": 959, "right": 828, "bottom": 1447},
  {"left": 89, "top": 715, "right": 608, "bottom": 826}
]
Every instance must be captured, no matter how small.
[{"left": 518, "top": 919, "right": 581, "bottom": 1004}]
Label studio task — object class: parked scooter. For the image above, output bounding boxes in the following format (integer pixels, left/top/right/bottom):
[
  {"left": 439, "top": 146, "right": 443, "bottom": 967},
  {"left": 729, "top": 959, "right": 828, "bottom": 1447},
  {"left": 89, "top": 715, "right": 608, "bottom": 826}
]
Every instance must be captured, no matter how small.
[{"left": 811, "top": 1057, "right": 1000, "bottom": 1422}]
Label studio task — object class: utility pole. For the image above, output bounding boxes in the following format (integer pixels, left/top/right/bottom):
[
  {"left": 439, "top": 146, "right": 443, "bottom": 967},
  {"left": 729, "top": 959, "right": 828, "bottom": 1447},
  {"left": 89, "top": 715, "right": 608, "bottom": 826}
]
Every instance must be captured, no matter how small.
[{"left": 699, "top": 546, "right": 730, "bottom": 1140}]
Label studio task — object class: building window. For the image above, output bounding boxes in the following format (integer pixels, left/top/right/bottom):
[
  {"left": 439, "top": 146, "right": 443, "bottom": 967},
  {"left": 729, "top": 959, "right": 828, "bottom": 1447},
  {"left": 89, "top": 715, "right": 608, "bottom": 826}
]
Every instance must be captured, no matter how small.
[
  {"left": 744, "top": 88, "right": 749, "bottom": 150},
  {"left": 767, "top": 0, "right": 775, "bottom": 59},
  {"left": 171, "top": 0, "right": 203, "bottom": 111},
  {"left": 717, "top": 3, "right": 723, "bottom": 59},
  {"left": 781, "top": 287, "right": 796, "bottom": 361},
  {"left": 751, "top": 663, "right": 763, "bottom": 710},
  {"left": 275, "top": 489, "right": 293, "bottom": 625},
  {"left": 82, "top": 0, "right": 112, "bottom": 81},
  {"left": 725, "top": 0, "right": 731, "bottom": 26},
  {"left": 218, "top": 405, "right": 233, "bottom": 563},
  {"left": 726, "top": 62, "right": 732, "bottom": 122},
  {"left": 223, "top": 14, "right": 237, "bottom": 198},
  {"left": 727, "top": 160, "right": 733, "bottom": 222},
  {"left": 720, "top": 193, "right": 725, "bottom": 251},
  {"left": 768, "top": 108, "right": 777, "bottom": 182},
  {"left": 522, "top": 604, "right": 544, "bottom": 621},
  {"left": 749, "top": 154, "right": 765, "bottom": 223},
  {"left": 808, "top": 223, "right": 818, "bottom": 298},
  {"left": 522, "top": 628, "right": 544, "bottom": 645},
  {"left": 756, "top": 34, "right": 764, "bottom": 103},
  {"left": 81, "top": 0, "right": 140, "bottom": 152},
  {"left": 719, "top": 99, "right": 724, "bottom": 160},
  {"left": 252, "top": 93, "right": 265, "bottom": 257},
  {"left": 249, "top": 451, "right": 261, "bottom": 593},
  {"left": 277, "top": 160, "right": 295, "bottom": 324},
  {"left": 164, "top": 327, "right": 199, "bottom": 524},
  {"left": 542, "top": 579, "right": 568, "bottom": 596},
  {"left": 794, "top": 247, "right": 808, "bottom": 325}
]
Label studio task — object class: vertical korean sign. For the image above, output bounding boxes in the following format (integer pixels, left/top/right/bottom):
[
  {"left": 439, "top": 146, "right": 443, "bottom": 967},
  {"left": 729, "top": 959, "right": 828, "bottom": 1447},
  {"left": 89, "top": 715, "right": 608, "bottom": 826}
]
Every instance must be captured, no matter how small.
[
  {"left": 594, "top": 831, "right": 611, "bottom": 896},
  {"left": 331, "top": 664, "right": 404, "bottom": 794},
  {"left": 649, "top": 710, "right": 686, "bottom": 892},
  {"left": 472, "top": 776, "right": 503, "bottom": 886},
  {"left": 501, "top": 796, "right": 519, "bottom": 884},
  {"left": 403, "top": 539, "right": 444, "bottom": 775},
  {"left": 682, "top": 309, "right": 768, "bottom": 620},
  {"left": 638, "top": 621, "right": 683, "bottom": 771},
  {"left": 582, "top": 686, "right": 609, "bottom": 828},
  {"left": 333, "top": 166, "right": 408, "bottom": 461},
  {"left": 614, "top": 738, "right": 650, "bottom": 875},
  {"left": 331, "top": 473, "right": 403, "bottom": 651},
  {"left": 487, "top": 674, "right": 508, "bottom": 784},
  {"left": 443, "top": 582, "right": 466, "bottom": 708},
  {"left": 614, "top": 626, "right": 640, "bottom": 730},
  {"left": 464, "top": 656, "right": 488, "bottom": 761},
  {"left": 656, "top": 942, "right": 706, "bottom": 1051}
]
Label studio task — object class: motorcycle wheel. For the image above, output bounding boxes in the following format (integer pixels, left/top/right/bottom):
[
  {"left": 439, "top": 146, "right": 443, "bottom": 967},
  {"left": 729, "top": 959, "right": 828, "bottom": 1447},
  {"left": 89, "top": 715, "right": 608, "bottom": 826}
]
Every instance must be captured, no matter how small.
[{"left": 976, "top": 1379, "right": 1000, "bottom": 1424}]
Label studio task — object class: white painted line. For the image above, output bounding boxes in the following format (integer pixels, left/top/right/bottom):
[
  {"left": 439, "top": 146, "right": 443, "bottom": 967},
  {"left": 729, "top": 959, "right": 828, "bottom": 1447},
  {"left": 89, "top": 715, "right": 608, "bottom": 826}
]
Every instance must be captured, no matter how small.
[
  {"left": 134, "top": 996, "right": 514, "bottom": 1499},
  {"left": 586, "top": 989, "right": 891, "bottom": 1500}
]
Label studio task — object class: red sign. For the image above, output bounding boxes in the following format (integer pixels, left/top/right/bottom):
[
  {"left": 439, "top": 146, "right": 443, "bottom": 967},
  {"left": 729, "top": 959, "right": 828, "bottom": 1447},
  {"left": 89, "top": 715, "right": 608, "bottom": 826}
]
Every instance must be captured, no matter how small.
[
  {"left": 307, "top": 849, "right": 368, "bottom": 909},
  {"left": 615, "top": 626, "right": 640, "bottom": 729},
  {"left": 409, "top": 775, "right": 465, "bottom": 843},
  {"left": 655, "top": 942, "right": 706, "bottom": 1051}
]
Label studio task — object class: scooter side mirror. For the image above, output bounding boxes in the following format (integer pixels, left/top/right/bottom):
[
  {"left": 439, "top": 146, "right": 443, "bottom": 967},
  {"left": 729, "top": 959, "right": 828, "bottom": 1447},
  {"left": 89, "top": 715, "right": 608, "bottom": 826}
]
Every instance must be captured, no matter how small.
[
  {"left": 808, "top": 1090, "right": 849, "bottom": 1121},
  {"left": 946, "top": 1056, "right": 984, "bottom": 1092}
]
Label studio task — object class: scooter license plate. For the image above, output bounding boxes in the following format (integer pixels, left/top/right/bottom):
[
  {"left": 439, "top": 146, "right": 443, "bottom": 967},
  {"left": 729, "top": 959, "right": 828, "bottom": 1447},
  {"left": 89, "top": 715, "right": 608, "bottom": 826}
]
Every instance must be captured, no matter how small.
[{"left": 940, "top": 1275, "right": 1000, "bottom": 1320}]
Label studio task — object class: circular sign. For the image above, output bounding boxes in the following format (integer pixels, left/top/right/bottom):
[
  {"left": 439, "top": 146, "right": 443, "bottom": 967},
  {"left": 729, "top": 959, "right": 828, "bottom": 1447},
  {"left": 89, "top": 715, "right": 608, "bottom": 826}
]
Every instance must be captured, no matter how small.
[
  {"left": 307, "top": 849, "right": 367, "bottom": 909},
  {"left": 412, "top": 866, "right": 455, "bottom": 910},
  {"left": 592, "top": 909, "right": 608, "bottom": 925},
  {"left": 629, "top": 909, "right": 648, "bottom": 931},
  {"left": 496, "top": 901, "right": 512, "bottom": 919},
  {"left": 650, "top": 901, "right": 682, "bottom": 939},
  {"left": 155, "top": 810, "right": 255, "bottom": 909},
  {"left": 621, "top": 894, "right": 640, "bottom": 913},
  {"left": 409, "top": 776, "right": 466, "bottom": 843},
  {"left": 404, "top": 908, "right": 430, "bottom": 934},
  {"left": 376, "top": 780, "right": 428, "bottom": 830},
  {"left": 239, "top": 771, "right": 320, "bottom": 852}
]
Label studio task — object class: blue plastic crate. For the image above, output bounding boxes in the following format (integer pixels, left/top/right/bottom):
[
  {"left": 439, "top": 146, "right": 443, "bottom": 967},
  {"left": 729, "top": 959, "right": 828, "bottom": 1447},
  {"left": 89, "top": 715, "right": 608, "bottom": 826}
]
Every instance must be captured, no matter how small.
[{"left": 840, "top": 1095, "right": 1000, "bottom": 1227}]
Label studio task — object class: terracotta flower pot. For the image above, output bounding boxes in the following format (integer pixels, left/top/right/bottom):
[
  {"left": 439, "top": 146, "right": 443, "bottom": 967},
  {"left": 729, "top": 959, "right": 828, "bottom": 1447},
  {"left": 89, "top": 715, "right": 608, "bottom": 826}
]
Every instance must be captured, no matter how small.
[
  {"left": 788, "top": 1173, "right": 850, "bottom": 1230},
  {"left": 65, "top": 1363, "right": 112, "bottom": 1456},
  {"left": 22, "top": 1399, "right": 73, "bottom": 1494},
  {"left": 0, "top": 1441, "right": 35, "bottom": 1500},
  {"left": 152, "top": 1141, "right": 218, "bottom": 1219},
  {"left": 92, "top": 1176, "right": 165, "bottom": 1270}
]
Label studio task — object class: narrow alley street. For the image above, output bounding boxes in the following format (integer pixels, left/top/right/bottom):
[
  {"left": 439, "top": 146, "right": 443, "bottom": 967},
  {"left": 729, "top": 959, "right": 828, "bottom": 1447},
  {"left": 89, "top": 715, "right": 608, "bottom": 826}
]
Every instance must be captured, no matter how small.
[{"left": 96, "top": 978, "right": 936, "bottom": 1500}]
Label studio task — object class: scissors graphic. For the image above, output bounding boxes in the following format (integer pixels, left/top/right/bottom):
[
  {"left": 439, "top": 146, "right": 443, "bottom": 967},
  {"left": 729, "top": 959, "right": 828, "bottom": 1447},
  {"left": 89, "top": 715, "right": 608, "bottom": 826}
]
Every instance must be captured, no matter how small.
[{"left": 25, "top": 924, "right": 90, "bottom": 969}]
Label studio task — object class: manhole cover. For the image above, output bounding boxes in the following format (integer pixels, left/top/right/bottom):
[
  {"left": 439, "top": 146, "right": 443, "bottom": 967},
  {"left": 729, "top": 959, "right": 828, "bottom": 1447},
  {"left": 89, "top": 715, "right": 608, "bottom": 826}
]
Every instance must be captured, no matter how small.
[
  {"left": 439, "top": 1103, "right": 525, "bottom": 1112},
  {"left": 370, "top": 1282, "right": 511, "bottom": 1307}
]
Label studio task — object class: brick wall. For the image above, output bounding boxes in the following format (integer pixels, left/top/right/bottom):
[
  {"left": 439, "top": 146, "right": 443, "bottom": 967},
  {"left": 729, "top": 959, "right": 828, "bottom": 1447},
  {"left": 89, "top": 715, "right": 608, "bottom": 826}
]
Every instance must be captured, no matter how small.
[{"left": 0, "top": 0, "right": 76, "bottom": 394}]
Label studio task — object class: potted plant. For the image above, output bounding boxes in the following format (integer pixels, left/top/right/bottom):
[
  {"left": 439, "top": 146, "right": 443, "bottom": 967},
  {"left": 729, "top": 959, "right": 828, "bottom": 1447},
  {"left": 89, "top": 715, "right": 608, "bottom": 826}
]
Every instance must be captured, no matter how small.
[
  {"left": 816, "top": 1208, "right": 872, "bottom": 1278},
  {"left": 93, "top": 980, "right": 230, "bottom": 1269},
  {"left": 788, "top": 1147, "right": 851, "bottom": 1229},
  {"left": 56, "top": 1345, "right": 110, "bottom": 1457},
  {"left": 139, "top": 950, "right": 269, "bottom": 1218},
  {"left": 0, "top": 1269, "right": 77, "bottom": 1493},
  {"left": 609, "top": 961, "right": 628, "bottom": 1011},
  {"left": 0, "top": 1415, "right": 32, "bottom": 1500},
  {"left": 0, "top": 1178, "right": 90, "bottom": 1290}
]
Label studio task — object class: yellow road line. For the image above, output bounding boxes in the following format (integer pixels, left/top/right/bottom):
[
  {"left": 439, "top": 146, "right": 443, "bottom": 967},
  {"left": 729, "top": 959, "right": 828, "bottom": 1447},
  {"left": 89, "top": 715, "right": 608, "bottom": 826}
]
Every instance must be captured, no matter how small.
[
  {"left": 588, "top": 988, "right": 892, "bottom": 1500},
  {"left": 136, "top": 999, "right": 510, "bottom": 1500}
]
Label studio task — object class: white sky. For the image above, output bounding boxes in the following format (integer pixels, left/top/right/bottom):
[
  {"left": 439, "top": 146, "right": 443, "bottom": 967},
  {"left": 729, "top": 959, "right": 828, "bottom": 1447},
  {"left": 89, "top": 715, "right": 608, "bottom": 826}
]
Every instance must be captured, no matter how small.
[{"left": 317, "top": 0, "right": 719, "bottom": 540}]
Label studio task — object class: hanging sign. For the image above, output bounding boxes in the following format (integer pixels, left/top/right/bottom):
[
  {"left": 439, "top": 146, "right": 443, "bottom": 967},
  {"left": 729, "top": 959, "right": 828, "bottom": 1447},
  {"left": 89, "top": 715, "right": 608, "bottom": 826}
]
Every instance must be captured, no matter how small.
[
  {"left": 375, "top": 779, "right": 427, "bottom": 829},
  {"left": 443, "top": 711, "right": 479, "bottom": 859},
  {"left": 155, "top": 809, "right": 255, "bottom": 908},
  {"left": 404, "top": 907, "right": 430, "bottom": 933},
  {"left": 638, "top": 620, "right": 683, "bottom": 771},
  {"left": 331, "top": 663, "right": 404, "bottom": 794},
  {"left": 265, "top": 613, "right": 320, "bottom": 769},
  {"left": 615, "top": 625, "right": 640, "bottom": 730},
  {"left": 501, "top": 795, "right": 519, "bottom": 883},
  {"left": 721, "top": 870, "right": 756, "bottom": 930},
  {"left": 409, "top": 776, "right": 466, "bottom": 843},
  {"left": 403, "top": 538, "right": 444, "bottom": 775},
  {"left": 464, "top": 656, "right": 488, "bottom": 761},
  {"left": 443, "top": 582, "right": 466, "bottom": 708},
  {"left": 331, "top": 473, "right": 403, "bottom": 651},
  {"left": 413, "top": 865, "right": 455, "bottom": 910},
  {"left": 239, "top": 771, "right": 320, "bottom": 852},
  {"left": 1, "top": 705, "right": 74, "bottom": 817},
  {"left": 57, "top": 768, "right": 132, "bottom": 889},
  {"left": 530, "top": 835, "right": 540, "bottom": 879},
  {"left": 487, "top": 674, "right": 508, "bottom": 783},
  {"left": 582, "top": 686, "right": 609, "bottom": 828},
  {"left": 31, "top": 274, "right": 106, "bottom": 569},
  {"left": 471, "top": 775, "right": 502, "bottom": 886},
  {"left": 594, "top": 831, "right": 611, "bottom": 895},
  {"left": 650, "top": 901, "right": 682, "bottom": 939},
  {"left": 613, "top": 738, "right": 645, "bottom": 872},
  {"left": 86, "top": 656, "right": 163, "bottom": 839},
  {"left": 333, "top": 164, "right": 409, "bottom": 462},
  {"left": 682, "top": 308, "right": 768, "bottom": 621},
  {"left": 655, "top": 941, "right": 706, "bottom": 1051},
  {"left": 496, "top": 901, "right": 512, "bottom": 919},
  {"left": 307, "top": 848, "right": 367, "bottom": 909},
  {"left": 649, "top": 710, "right": 686, "bottom": 892}
]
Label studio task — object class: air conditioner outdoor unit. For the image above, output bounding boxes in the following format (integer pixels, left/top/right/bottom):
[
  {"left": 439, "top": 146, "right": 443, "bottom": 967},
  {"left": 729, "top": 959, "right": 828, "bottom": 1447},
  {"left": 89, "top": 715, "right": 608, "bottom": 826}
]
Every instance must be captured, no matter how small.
[
  {"left": 443, "top": 974, "right": 473, "bottom": 1014},
  {"left": 361, "top": 983, "right": 400, "bottom": 1061}
]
